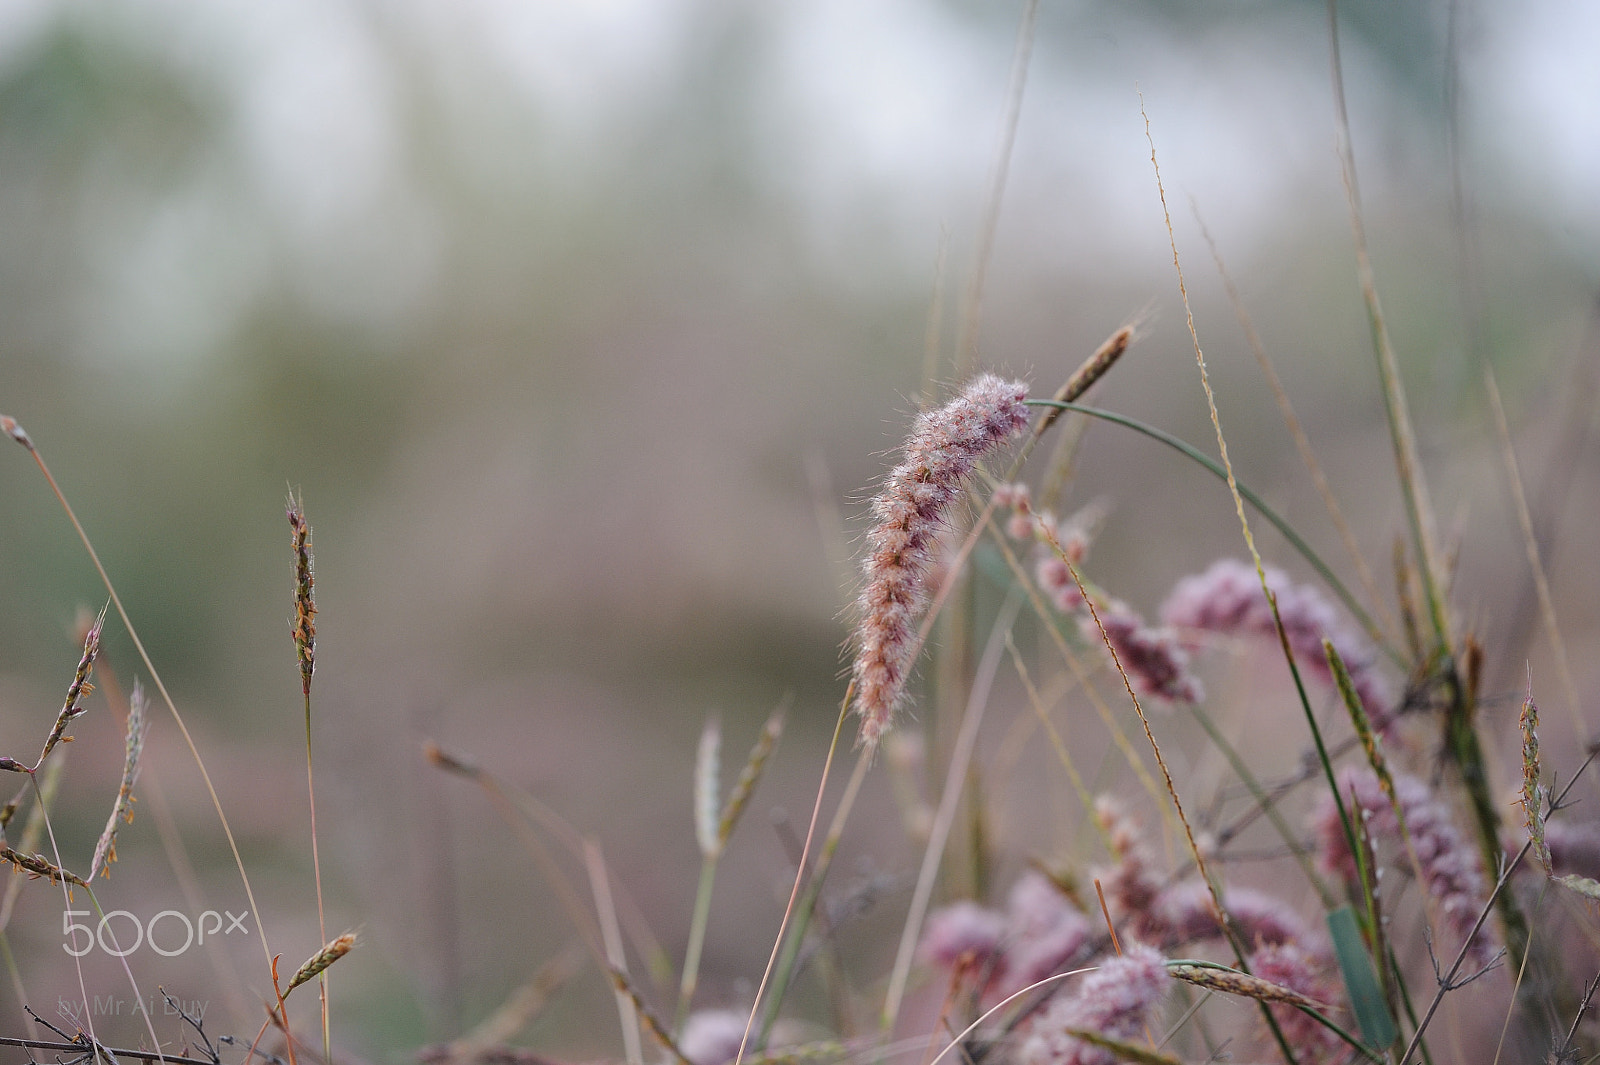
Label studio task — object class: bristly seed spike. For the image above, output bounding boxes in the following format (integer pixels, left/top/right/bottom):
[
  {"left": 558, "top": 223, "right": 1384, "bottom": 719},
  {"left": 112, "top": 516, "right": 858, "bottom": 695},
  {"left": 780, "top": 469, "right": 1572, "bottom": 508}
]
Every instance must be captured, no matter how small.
[{"left": 850, "top": 373, "right": 1030, "bottom": 746}]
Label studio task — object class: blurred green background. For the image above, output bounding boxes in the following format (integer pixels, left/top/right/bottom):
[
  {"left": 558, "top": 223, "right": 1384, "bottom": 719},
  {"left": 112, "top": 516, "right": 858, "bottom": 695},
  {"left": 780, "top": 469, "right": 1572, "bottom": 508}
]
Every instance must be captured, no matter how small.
[{"left": 0, "top": 1, "right": 1595, "bottom": 1061}]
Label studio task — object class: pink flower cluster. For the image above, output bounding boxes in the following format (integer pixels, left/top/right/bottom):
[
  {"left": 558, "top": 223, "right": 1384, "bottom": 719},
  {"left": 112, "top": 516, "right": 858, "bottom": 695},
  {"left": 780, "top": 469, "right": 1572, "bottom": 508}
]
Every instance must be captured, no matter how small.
[
  {"left": 852, "top": 374, "right": 1030, "bottom": 745},
  {"left": 1019, "top": 944, "right": 1169, "bottom": 1065},
  {"left": 1096, "top": 797, "right": 1310, "bottom": 950},
  {"left": 1313, "top": 767, "right": 1492, "bottom": 965},
  {"left": 1249, "top": 941, "right": 1344, "bottom": 1063},
  {"left": 919, "top": 871, "right": 1093, "bottom": 999},
  {"left": 1161, "top": 559, "right": 1392, "bottom": 726},
  {"left": 1087, "top": 607, "right": 1202, "bottom": 705}
]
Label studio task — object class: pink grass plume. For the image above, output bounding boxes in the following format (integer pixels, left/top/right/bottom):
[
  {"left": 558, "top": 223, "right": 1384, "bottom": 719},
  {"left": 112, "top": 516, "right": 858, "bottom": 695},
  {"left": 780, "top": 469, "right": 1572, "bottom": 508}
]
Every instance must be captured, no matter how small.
[{"left": 851, "top": 373, "right": 1030, "bottom": 746}]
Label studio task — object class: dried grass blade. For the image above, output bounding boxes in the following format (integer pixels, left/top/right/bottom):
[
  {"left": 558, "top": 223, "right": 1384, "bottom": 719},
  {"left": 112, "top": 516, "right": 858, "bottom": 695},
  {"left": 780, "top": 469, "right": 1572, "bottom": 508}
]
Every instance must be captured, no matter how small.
[{"left": 90, "top": 680, "right": 148, "bottom": 880}]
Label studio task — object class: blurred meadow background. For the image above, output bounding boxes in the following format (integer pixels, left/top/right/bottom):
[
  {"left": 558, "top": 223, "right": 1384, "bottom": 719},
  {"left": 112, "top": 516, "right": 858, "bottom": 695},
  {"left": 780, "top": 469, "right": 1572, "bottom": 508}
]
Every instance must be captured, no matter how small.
[{"left": 0, "top": 0, "right": 1597, "bottom": 1061}]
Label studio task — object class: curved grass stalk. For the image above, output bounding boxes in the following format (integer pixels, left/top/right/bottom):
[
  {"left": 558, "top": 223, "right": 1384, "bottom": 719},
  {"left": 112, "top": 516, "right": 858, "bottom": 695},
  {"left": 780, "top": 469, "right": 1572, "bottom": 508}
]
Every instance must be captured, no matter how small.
[
  {"left": 880, "top": 593, "right": 1022, "bottom": 1034},
  {"left": 752, "top": 745, "right": 873, "bottom": 1052},
  {"left": 2, "top": 425, "right": 278, "bottom": 983},
  {"left": 1022, "top": 400, "right": 1399, "bottom": 668}
]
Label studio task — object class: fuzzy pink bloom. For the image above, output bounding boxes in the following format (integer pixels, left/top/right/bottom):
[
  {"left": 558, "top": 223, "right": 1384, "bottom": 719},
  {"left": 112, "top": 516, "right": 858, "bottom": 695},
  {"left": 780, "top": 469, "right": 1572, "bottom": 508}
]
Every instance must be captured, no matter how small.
[
  {"left": 1021, "top": 944, "right": 1169, "bottom": 1065},
  {"left": 1160, "top": 559, "right": 1391, "bottom": 726},
  {"left": 1249, "top": 942, "right": 1344, "bottom": 1063},
  {"left": 679, "top": 1010, "right": 748, "bottom": 1065},
  {"left": 997, "top": 872, "right": 1094, "bottom": 997},
  {"left": 1313, "top": 767, "right": 1492, "bottom": 965},
  {"left": 1149, "top": 881, "right": 1308, "bottom": 950},
  {"left": 1008, "top": 511, "right": 1037, "bottom": 542},
  {"left": 1093, "top": 796, "right": 1165, "bottom": 939},
  {"left": 1035, "top": 555, "right": 1084, "bottom": 612},
  {"left": 1087, "top": 606, "right": 1202, "bottom": 705},
  {"left": 920, "top": 900, "right": 1008, "bottom": 969},
  {"left": 992, "top": 482, "right": 1031, "bottom": 510},
  {"left": 852, "top": 374, "right": 1030, "bottom": 745}
]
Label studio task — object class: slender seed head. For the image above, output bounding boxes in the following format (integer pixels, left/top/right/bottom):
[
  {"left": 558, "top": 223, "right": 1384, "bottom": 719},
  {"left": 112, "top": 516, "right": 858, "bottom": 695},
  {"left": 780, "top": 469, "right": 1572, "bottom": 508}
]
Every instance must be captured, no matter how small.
[
  {"left": 1519, "top": 676, "right": 1548, "bottom": 873},
  {"left": 36, "top": 612, "right": 103, "bottom": 768},
  {"left": 288, "top": 493, "right": 317, "bottom": 697},
  {"left": 91, "top": 680, "right": 149, "bottom": 879},
  {"left": 287, "top": 932, "right": 356, "bottom": 993}
]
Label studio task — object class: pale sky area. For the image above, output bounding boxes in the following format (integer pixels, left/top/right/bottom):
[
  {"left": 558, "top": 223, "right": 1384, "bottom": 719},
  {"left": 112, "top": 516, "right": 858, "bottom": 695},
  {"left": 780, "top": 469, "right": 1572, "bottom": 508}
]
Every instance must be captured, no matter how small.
[{"left": 0, "top": 0, "right": 1592, "bottom": 369}]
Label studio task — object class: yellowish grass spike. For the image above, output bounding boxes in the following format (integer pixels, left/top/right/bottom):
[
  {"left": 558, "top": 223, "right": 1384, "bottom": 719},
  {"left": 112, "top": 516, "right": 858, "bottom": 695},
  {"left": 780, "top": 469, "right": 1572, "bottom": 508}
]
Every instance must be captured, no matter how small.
[
  {"left": 717, "top": 704, "right": 785, "bottom": 852},
  {"left": 286, "top": 933, "right": 356, "bottom": 994}
]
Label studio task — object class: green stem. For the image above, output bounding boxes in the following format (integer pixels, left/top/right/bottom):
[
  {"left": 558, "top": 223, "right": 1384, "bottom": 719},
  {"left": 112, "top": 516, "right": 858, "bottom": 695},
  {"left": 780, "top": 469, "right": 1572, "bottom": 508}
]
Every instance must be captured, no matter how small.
[
  {"left": 675, "top": 857, "right": 720, "bottom": 1033},
  {"left": 1187, "top": 705, "right": 1336, "bottom": 910},
  {"left": 1022, "top": 400, "right": 1399, "bottom": 664},
  {"left": 755, "top": 750, "right": 871, "bottom": 1051},
  {"left": 305, "top": 690, "right": 331, "bottom": 1065}
]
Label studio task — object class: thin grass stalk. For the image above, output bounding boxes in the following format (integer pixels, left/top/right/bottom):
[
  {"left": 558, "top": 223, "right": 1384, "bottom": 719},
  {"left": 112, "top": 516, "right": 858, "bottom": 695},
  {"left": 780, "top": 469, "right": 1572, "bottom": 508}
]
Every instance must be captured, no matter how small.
[
  {"left": 0, "top": 419, "right": 278, "bottom": 981},
  {"left": 753, "top": 746, "right": 872, "bottom": 1052},
  {"left": 1483, "top": 364, "right": 1585, "bottom": 741},
  {"left": 1003, "top": 632, "right": 1102, "bottom": 848},
  {"left": 678, "top": 708, "right": 785, "bottom": 1032},
  {"left": 30, "top": 776, "right": 166, "bottom": 1065},
  {"left": 918, "top": 226, "right": 950, "bottom": 408},
  {"left": 286, "top": 494, "right": 330, "bottom": 1063},
  {"left": 925, "top": 969, "right": 1096, "bottom": 1065},
  {"left": 1021, "top": 401, "right": 1398, "bottom": 666},
  {"left": 881, "top": 593, "right": 1022, "bottom": 1033},
  {"left": 983, "top": 522, "right": 1173, "bottom": 820},
  {"left": 953, "top": 0, "right": 1038, "bottom": 379},
  {"left": 1490, "top": 880, "right": 1552, "bottom": 1065},
  {"left": 675, "top": 859, "right": 720, "bottom": 1035},
  {"left": 425, "top": 747, "right": 610, "bottom": 976},
  {"left": 1062, "top": 549, "right": 1299, "bottom": 1065},
  {"left": 0, "top": 1037, "right": 225, "bottom": 1065},
  {"left": 736, "top": 695, "right": 853, "bottom": 1065},
  {"left": 609, "top": 968, "right": 692, "bottom": 1065},
  {"left": 1185, "top": 705, "right": 1335, "bottom": 909},
  {"left": 584, "top": 841, "right": 643, "bottom": 1065},
  {"left": 1401, "top": 753, "right": 1594, "bottom": 1063},
  {"left": 1324, "top": 0, "right": 1450, "bottom": 653},
  {"left": 1192, "top": 207, "right": 1397, "bottom": 646}
]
